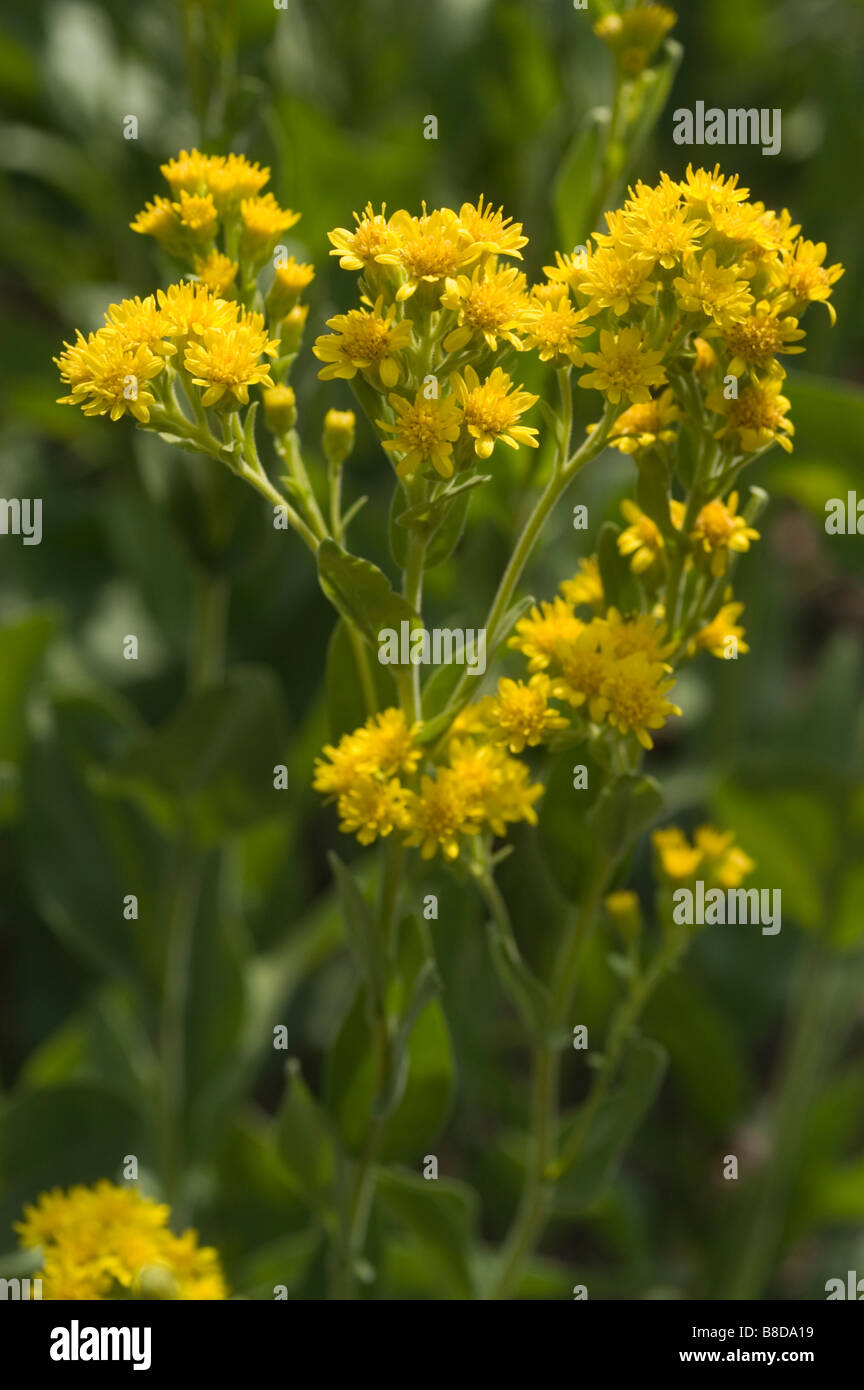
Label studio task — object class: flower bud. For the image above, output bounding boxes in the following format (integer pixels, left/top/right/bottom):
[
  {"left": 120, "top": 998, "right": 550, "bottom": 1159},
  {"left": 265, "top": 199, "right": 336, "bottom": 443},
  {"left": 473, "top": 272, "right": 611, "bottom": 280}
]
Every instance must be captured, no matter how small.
[
  {"left": 322, "top": 409, "right": 356, "bottom": 468},
  {"left": 280, "top": 303, "right": 309, "bottom": 354},
  {"left": 267, "top": 257, "right": 315, "bottom": 319},
  {"left": 263, "top": 384, "right": 298, "bottom": 433},
  {"left": 604, "top": 890, "right": 644, "bottom": 943}
]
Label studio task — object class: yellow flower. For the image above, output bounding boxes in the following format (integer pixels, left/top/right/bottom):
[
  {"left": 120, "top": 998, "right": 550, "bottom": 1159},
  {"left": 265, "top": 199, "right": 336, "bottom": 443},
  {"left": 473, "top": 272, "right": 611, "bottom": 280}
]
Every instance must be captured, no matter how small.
[
  {"left": 129, "top": 196, "right": 183, "bottom": 251},
  {"left": 337, "top": 777, "right": 413, "bottom": 845},
  {"left": 714, "top": 844, "right": 756, "bottom": 889},
  {"left": 193, "top": 250, "right": 239, "bottom": 296},
  {"left": 379, "top": 206, "right": 472, "bottom": 301},
  {"left": 601, "top": 651, "right": 681, "bottom": 749},
  {"left": 156, "top": 282, "right": 238, "bottom": 342},
  {"left": 450, "top": 364, "right": 539, "bottom": 459},
  {"left": 269, "top": 257, "right": 316, "bottom": 315},
  {"left": 509, "top": 597, "right": 585, "bottom": 671},
  {"left": 240, "top": 194, "right": 301, "bottom": 258},
  {"left": 56, "top": 330, "right": 166, "bottom": 423},
  {"left": 403, "top": 769, "right": 478, "bottom": 860},
  {"left": 313, "top": 296, "right": 413, "bottom": 388},
  {"left": 457, "top": 196, "right": 528, "bottom": 258},
  {"left": 184, "top": 313, "right": 279, "bottom": 408},
  {"left": 560, "top": 556, "right": 604, "bottom": 611},
  {"left": 693, "top": 335, "right": 718, "bottom": 376},
  {"left": 521, "top": 296, "right": 594, "bottom": 365},
  {"left": 578, "top": 327, "right": 667, "bottom": 405},
  {"left": 652, "top": 827, "right": 703, "bottom": 880},
  {"left": 617, "top": 497, "right": 665, "bottom": 573},
  {"left": 694, "top": 825, "right": 756, "bottom": 888},
  {"left": 328, "top": 203, "right": 399, "bottom": 271},
  {"left": 440, "top": 263, "right": 528, "bottom": 353},
  {"left": 529, "top": 278, "right": 571, "bottom": 306},
  {"left": 720, "top": 300, "right": 805, "bottom": 379},
  {"left": 262, "top": 384, "right": 298, "bottom": 433},
  {"left": 159, "top": 148, "right": 220, "bottom": 195},
  {"left": 613, "top": 176, "right": 706, "bottom": 269},
  {"left": 551, "top": 621, "right": 613, "bottom": 722},
  {"left": 770, "top": 238, "right": 844, "bottom": 325},
  {"left": 314, "top": 709, "right": 420, "bottom": 797},
  {"left": 605, "top": 387, "right": 680, "bottom": 454},
  {"left": 377, "top": 387, "right": 463, "bottom": 478},
  {"left": 679, "top": 164, "right": 750, "bottom": 215},
  {"left": 603, "top": 608, "right": 674, "bottom": 666},
  {"left": 16, "top": 1180, "right": 227, "bottom": 1301},
  {"left": 690, "top": 601, "right": 749, "bottom": 658},
  {"left": 483, "top": 674, "right": 569, "bottom": 753},
  {"left": 673, "top": 249, "right": 754, "bottom": 326},
  {"left": 173, "top": 190, "right": 218, "bottom": 240},
  {"left": 706, "top": 378, "right": 794, "bottom": 455},
  {"left": 565, "top": 244, "right": 658, "bottom": 317},
  {"left": 691, "top": 491, "right": 760, "bottom": 575},
  {"left": 102, "top": 296, "right": 175, "bottom": 356},
  {"left": 206, "top": 152, "right": 271, "bottom": 208}
]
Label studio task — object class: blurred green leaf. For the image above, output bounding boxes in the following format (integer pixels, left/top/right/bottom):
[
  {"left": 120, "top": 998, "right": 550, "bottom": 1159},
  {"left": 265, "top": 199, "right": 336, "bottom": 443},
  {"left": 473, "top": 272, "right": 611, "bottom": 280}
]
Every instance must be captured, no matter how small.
[
  {"left": 375, "top": 1167, "right": 477, "bottom": 1300},
  {"left": 276, "top": 1059, "right": 337, "bottom": 1201}
]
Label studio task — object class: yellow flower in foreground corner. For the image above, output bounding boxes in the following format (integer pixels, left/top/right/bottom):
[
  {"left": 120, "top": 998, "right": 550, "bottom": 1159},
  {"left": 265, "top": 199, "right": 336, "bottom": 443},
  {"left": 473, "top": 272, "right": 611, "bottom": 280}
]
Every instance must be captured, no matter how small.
[
  {"left": 15, "top": 1181, "right": 227, "bottom": 1300},
  {"left": 578, "top": 327, "right": 667, "bottom": 405},
  {"left": 313, "top": 297, "right": 413, "bottom": 388},
  {"left": 377, "top": 388, "right": 463, "bottom": 478},
  {"left": 706, "top": 378, "right": 794, "bottom": 455},
  {"left": 450, "top": 365, "right": 539, "bottom": 459},
  {"left": 690, "top": 491, "right": 760, "bottom": 575}
]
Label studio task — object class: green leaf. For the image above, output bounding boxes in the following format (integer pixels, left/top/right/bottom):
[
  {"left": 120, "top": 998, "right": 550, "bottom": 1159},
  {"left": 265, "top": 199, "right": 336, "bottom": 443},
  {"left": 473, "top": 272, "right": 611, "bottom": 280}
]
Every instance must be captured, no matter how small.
[
  {"left": 375, "top": 1168, "right": 477, "bottom": 1299},
  {"left": 425, "top": 488, "right": 472, "bottom": 569},
  {"left": 102, "top": 668, "right": 290, "bottom": 846},
  {"left": 323, "top": 985, "right": 377, "bottom": 1155},
  {"left": 276, "top": 1059, "right": 337, "bottom": 1200},
  {"left": 317, "top": 539, "right": 419, "bottom": 660},
  {"left": 553, "top": 112, "right": 607, "bottom": 251},
  {"left": 328, "top": 851, "right": 384, "bottom": 1006},
  {"left": 0, "top": 608, "right": 56, "bottom": 823},
  {"left": 596, "top": 520, "right": 637, "bottom": 613},
  {"left": 555, "top": 1038, "right": 667, "bottom": 1206},
  {"left": 325, "top": 618, "right": 394, "bottom": 742}
]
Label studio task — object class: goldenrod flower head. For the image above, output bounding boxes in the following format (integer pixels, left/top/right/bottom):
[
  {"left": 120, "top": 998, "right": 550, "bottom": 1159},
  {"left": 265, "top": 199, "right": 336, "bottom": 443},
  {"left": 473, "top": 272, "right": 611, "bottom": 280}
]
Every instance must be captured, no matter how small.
[
  {"left": 450, "top": 364, "right": 539, "bottom": 459},
  {"left": 690, "top": 600, "right": 749, "bottom": 658},
  {"left": 770, "top": 238, "right": 844, "bottom": 325},
  {"left": 679, "top": 164, "right": 750, "bottom": 215},
  {"left": 721, "top": 300, "right": 805, "bottom": 379},
  {"left": 652, "top": 826, "right": 703, "bottom": 881},
  {"left": 567, "top": 243, "right": 658, "bottom": 318},
  {"left": 262, "top": 383, "right": 297, "bottom": 433},
  {"left": 184, "top": 313, "right": 279, "bottom": 408},
  {"left": 337, "top": 777, "right": 413, "bottom": 845},
  {"left": 160, "top": 148, "right": 220, "bottom": 195},
  {"left": 207, "top": 152, "right": 271, "bottom": 208},
  {"left": 403, "top": 768, "right": 478, "bottom": 860},
  {"left": 440, "top": 263, "right": 528, "bottom": 353},
  {"left": 193, "top": 250, "right": 239, "bottom": 296},
  {"left": 551, "top": 620, "right": 613, "bottom": 722},
  {"left": 281, "top": 303, "right": 309, "bottom": 352},
  {"left": 522, "top": 296, "right": 593, "bottom": 365},
  {"left": 694, "top": 825, "right": 756, "bottom": 887},
  {"left": 713, "top": 843, "right": 756, "bottom": 889},
  {"left": 693, "top": 335, "right": 718, "bottom": 376},
  {"left": 578, "top": 326, "right": 667, "bottom": 405},
  {"left": 270, "top": 256, "right": 316, "bottom": 316},
  {"left": 606, "top": 387, "right": 680, "bottom": 454},
  {"left": 529, "top": 278, "right": 571, "bottom": 306},
  {"left": 377, "top": 387, "right": 462, "bottom": 479},
  {"left": 56, "top": 330, "right": 165, "bottom": 423},
  {"left": 102, "top": 296, "right": 175, "bottom": 356},
  {"left": 239, "top": 194, "right": 301, "bottom": 256},
  {"left": 314, "top": 708, "right": 420, "bottom": 802},
  {"left": 509, "top": 597, "right": 585, "bottom": 672},
  {"left": 313, "top": 296, "right": 413, "bottom": 388},
  {"left": 173, "top": 189, "right": 218, "bottom": 240},
  {"left": 446, "top": 738, "right": 544, "bottom": 839},
  {"left": 604, "top": 889, "right": 644, "bottom": 940},
  {"left": 382, "top": 206, "right": 473, "bottom": 301},
  {"left": 601, "top": 651, "right": 681, "bottom": 749},
  {"left": 617, "top": 498, "right": 665, "bottom": 573},
  {"left": 613, "top": 177, "right": 707, "bottom": 270},
  {"left": 328, "top": 203, "right": 398, "bottom": 271},
  {"left": 457, "top": 195, "right": 528, "bottom": 259},
  {"left": 673, "top": 249, "right": 754, "bottom": 327},
  {"left": 155, "top": 282, "right": 238, "bottom": 342},
  {"left": 15, "top": 1180, "right": 227, "bottom": 1301},
  {"left": 706, "top": 378, "right": 794, "bottom": 455},
  {"left": 484, "top": 674, "right": 569, "bottom": 754},
  {"left": 691, "top": 491, "right": 760, "bottom": 575},
  {"left": 604, "top": 608, "right": 675, "bottom": 667},
  {"left": 560, "top": 556, "right": 604, "bottom": 611},
  {"left": 129, "top": 195, "right": 182, "bottom": 250}
]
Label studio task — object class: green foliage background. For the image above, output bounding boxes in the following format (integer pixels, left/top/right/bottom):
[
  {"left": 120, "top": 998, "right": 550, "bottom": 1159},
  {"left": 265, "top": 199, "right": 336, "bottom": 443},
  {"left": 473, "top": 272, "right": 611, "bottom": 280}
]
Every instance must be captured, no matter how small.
[{"left": 0, "top": 0, "right": 863, "bottom": 1298}]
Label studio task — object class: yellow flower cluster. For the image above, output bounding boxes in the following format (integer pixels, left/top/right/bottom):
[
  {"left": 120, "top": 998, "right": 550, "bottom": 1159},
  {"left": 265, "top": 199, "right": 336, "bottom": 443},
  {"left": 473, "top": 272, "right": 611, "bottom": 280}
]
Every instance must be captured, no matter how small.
[
  {"left": 652, "top": 825, "right": 755, "bottom": 888},
  {"left": 55, "top": 284, "right": 278, "bottom": 422},
  {"left": 55, "top": 150, "right": 313, "bottom": 431},
  {"left": 15, "top": 1181, "right": 227, "bottom": 1300},
  {"left": 313, "top": 707, "right": 545, "bottom": 860}
]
